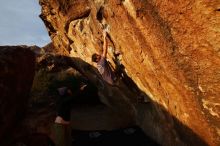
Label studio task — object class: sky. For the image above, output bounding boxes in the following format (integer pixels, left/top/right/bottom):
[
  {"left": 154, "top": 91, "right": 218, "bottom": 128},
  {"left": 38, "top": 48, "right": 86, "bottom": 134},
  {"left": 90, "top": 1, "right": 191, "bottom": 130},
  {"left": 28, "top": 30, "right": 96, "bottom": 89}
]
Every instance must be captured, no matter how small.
[{"left": 0, "top": 0, "right": 51, "bottom": 47}]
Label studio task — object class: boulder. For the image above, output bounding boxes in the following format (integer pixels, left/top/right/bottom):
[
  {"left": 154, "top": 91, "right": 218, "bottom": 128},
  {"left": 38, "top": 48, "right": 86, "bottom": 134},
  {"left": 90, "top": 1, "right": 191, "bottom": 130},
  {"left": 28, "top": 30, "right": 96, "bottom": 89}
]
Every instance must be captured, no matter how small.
[
  {"left": 39, "top": 0, "right": 220, "bottom": 145},
  {"left": 0, "top": 46, "right": 35, "bottom": 145}
]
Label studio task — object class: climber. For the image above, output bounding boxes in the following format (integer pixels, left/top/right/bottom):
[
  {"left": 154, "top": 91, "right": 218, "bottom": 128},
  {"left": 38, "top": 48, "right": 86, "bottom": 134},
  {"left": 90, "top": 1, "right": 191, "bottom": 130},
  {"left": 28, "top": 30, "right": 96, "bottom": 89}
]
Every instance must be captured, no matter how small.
[{"left": 92, "top": 31, "right": 116, "bottom": 85}]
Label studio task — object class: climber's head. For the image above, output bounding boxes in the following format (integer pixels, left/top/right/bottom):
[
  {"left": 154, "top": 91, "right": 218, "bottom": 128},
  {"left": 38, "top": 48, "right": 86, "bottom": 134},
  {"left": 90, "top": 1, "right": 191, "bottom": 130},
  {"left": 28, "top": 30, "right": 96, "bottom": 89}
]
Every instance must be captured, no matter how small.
[{"left": 92, "top": 53, "right": 101, "bottom": 63}]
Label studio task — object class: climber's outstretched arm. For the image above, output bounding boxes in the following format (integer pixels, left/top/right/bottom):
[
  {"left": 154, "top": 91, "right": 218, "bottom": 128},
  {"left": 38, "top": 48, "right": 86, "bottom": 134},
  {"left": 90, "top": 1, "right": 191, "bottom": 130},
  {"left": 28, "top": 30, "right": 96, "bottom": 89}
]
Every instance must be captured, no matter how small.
[{"left": 102, "top": 31, "right": 108, "bottom": 58}]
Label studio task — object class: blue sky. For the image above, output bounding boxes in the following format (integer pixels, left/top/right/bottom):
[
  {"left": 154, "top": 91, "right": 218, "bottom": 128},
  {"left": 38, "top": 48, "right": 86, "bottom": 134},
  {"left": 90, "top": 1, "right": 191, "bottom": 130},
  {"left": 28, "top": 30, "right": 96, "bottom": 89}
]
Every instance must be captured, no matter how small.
[{"left": 0, "top": 0, "right": 51, "bottom": 47}]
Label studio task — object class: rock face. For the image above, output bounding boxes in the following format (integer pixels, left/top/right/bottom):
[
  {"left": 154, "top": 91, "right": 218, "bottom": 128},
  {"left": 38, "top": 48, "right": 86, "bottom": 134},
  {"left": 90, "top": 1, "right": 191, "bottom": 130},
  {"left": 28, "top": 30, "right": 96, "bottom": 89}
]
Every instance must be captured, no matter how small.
[
  {"left": 40, "top": 0, "right": 220, "bottom": 145},
  {"left": 0, "top": 46, "right": 35, "bottom": 145}
]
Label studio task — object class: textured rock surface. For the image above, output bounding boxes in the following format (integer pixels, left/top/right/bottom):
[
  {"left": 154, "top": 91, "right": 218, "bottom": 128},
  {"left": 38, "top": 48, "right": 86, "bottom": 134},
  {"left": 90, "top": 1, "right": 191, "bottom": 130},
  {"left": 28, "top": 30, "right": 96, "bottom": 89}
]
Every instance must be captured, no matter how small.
[
  {"left": 0, "top": 46, "right": 35, "bottom": 145},
  {"left": 24, "top": 53, "right": 137, "bottom": 145},
  {"left": 40, "top": 0, "right": 220, "bottom": 145}
]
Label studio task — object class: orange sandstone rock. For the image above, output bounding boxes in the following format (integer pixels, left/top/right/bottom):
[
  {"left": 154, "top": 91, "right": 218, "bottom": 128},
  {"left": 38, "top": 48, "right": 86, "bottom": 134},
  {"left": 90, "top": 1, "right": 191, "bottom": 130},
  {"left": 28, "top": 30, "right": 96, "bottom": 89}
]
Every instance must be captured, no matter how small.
[{"left": 40, "top": 0, "right": 220, "bottom": 145}]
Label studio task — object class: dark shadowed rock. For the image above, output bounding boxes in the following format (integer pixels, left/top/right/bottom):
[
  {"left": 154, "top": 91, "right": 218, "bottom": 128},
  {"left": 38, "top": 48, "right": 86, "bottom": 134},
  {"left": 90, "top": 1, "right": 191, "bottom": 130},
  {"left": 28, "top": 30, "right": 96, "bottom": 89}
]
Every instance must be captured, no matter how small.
[{"left": 0, "top": 46, "right": 35, "bottom": 145}]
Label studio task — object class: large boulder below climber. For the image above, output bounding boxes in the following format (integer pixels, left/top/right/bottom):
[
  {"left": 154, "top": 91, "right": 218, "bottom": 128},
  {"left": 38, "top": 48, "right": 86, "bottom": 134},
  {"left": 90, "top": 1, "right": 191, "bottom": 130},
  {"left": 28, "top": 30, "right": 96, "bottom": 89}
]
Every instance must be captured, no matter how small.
[
  {"left": 0, "top": 46, "right": 35, "bottom": 145},
  {"left": 40, "top": 0, "right": 220, "bottom": 145}
]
